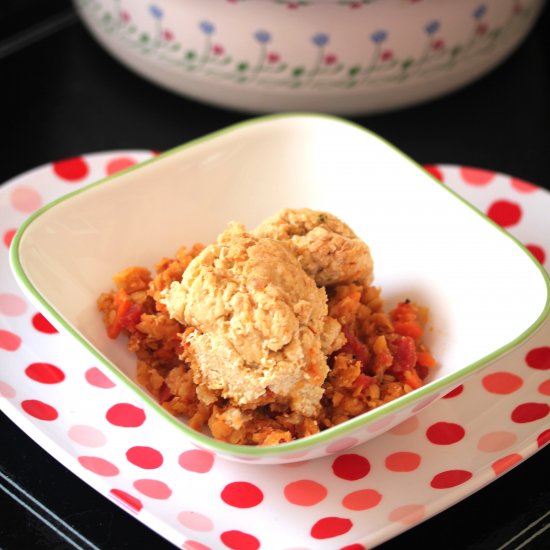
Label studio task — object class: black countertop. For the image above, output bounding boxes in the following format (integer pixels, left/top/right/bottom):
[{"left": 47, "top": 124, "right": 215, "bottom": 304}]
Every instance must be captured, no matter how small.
[{"left": 1, "top": 2, "right": 549, "bottom": 549}]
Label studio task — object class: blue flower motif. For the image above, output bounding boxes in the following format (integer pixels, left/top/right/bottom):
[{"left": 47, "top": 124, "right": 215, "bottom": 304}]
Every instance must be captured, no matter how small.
[
  {"left": 424, "top": 20, "right": 441, "bottom": 35},
  {"left": 370, "top": 30, "right": 388, "bottom": 44},
  {"left": 254, "top": 30, "right": 271, "bottom": 44},
  {"left": 199, "top": 20, "right": 215, "bottom": 35},
  {"left": 148, "top": 4, "right": 163, "bottom": 20},
  {"left": 473, "top": 5, "right": 487, "bottom": 20},
  {"left": 312, "top": 33, "right": 329, "bottom": 47}
]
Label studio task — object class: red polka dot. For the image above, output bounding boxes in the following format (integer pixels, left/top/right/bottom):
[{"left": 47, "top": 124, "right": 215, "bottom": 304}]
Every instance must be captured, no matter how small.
[
  {"left": 183, "top": 542, "right": 211, "bottom": 550},
  {"left": 311, "top": 517, "right": 353, "bottom": 539},
  {"left": 525, "top": 347, "right": 550, "bottom": 370},
  {"left": 491, "top": 453, "right": 522, "bottom": 476},
  {"left": 3, "top": 228, "right": 16, "bottom": 248},
  {"left": 477, "top": 431, "right": 517, "bottom": 453},
  {"left": 21, "top": 399, "right": 58, "bottom": 421},
  {"left": 525, "top": 244, "right": 546, "bottom": 264},
  {"left": 460, "top": 166, "right": 495, "bottom": 185},
  {"left": 389, "top": 415, "right": 419, "bottom": 435},
  {"left": 340, "top": 545, "right": 366, "bottom": 550},
  {"left": 178, "top": 449, "right": 215, "bottom": 473},
  {"left": 538, "top": 379, "right": 550, "bottom": 396},
  {"left": 442, "top": 384, "right": 464, "bottom": 399},
  {"left": 511, "top": 402, "right": 549, "bottom": 423},
  {"left": 486, "top": 200, "right": 522, "bottom": 227},
  {"left": 53, "top": 157, "right": 89, "bottom": 182},
  {"left": 284, "top": 480, "right": 327, "bottom": 506},
  {"left": 85, "top": 367, "right": 115, "bottom": 388},
  {"left": 510, "top": 177, "right": 538, "bottom": 193},
  {"left": 109, "top": 488, "right": 143, "bottom": 512},
  {"left": 332, "top": 454, "right": 370, "bottom": 480},
  {"left": 25, "top": 362, "right": 65, "bottom": 384},
  {"left": 342, "top": 489, "right": 382, "bottom": 511},
  {"left": 10, "top": 186, "right": 43, "bottom": 213},
  {"left": 220, "top": 530, "right": 260, "bottom": 550},
  {"left": 385, "top": 451, "right": 421, "bottom": 472},
  {"left": 221, "top": 482, "right": 263, "bottom": 508},
  {"left": 0, "top": 381, "right": 16, "bottom": 398},
  {"left": 430, "top": 469, "right": 473, "bottom": 489},
  {"left": 423, "top": 165, "right": 443, "bottom": 182},
  {"left": 388, "top": 503, "right": 426, "bottom": 525},
  {"left": 482, "top": 371, "right": 523, "bottom": 394},
  {"left": 537, "top": 429, "right": 550, "bottom": 448},
  {"left": 106, "top": 156, "right": 138, "bottom": 175},
  {"left": 106, "top": 403, "right": 146, "bottom": 427},
  {"left": 31, "top": 313, "right": 58, "bottom": 334},
  {"left": 126, "top": 446, "right": 163, "bottom": 469},
  {"left": 0, "top": 293, "right": 27, "bottom": 316},
  {"left": 426, "top": 422, "right": 465, "bottom": 445},
  {"left": 177, "top": 511, "right": 214, "bottom": 532},
  {"left": 0, "top": 329, "right": 21, "bottom": 351},
  {"left": 78, "top": 456, "right": 120, "bottom": 476},
  {"left": 133, "top": 479, "right": 172, "bottom": 499}
]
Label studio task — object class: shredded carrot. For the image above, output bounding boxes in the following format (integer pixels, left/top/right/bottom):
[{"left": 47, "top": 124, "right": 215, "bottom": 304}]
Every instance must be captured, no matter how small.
[
  {"left": 393, "top": 320, "right": 424, "bottom": 340},
  {"left": 416, "top": 351, "right": 436, "bottom": 368},
  {"left": 107, "top": 289, "right": 131, "bottom": 339},
  {"left": 403, "top": 368, "right": 423, "bottom": 390}
]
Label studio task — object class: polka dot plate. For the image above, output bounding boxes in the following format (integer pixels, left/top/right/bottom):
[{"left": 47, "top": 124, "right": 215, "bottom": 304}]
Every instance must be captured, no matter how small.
[{"left": 1, "top": 152, "right": 549, "bottom": 550}]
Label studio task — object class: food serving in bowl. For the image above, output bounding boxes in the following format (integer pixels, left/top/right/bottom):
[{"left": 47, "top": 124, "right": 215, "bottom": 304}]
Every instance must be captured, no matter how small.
[
  {"left": 10, "top": 114, "right": 550, "bottom": 463},
  {"left": 98, "top": 208, "right": 436, "bottom": 446}
]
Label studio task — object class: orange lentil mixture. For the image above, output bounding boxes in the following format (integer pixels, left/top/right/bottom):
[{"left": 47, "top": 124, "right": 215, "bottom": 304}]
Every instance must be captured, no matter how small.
[{"left": 97, "top": 244, "right": 435, "bottom": 446}]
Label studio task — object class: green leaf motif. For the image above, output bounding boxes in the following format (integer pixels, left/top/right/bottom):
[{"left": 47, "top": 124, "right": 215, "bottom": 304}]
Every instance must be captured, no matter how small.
[
  {"left": 185, "top": 50, "right": 196, "bottom": 60},
  {"left": 402, "top": 58, "right": 414, "bottom": 70},
  {"left": 237, "top": 62, "right": 249, "bottom": 72},
  {"left": 348, "top": 65, "right": 361, "bottom": 77},
  {"left": 139, "top": 33, "right": 149, "bottom": 43},
  {"left": 292, "top": 66, "right": 305, "bottom": 77}
]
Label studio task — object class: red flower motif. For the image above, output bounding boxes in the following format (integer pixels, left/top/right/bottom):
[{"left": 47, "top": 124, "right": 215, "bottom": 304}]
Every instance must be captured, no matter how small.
[
  {"left": 513, "top": 3, "right": 524, "bottom": 14},
  {"left": 349, "top": 1, "right": 362, "bottom": 8},
  {"left": 267, "top": 51, "right": 281, "bottom": 64},
  {"left": 287, "top": 2, "right": 300, "bottom": 9},
  {"left": 324, "top": 53, "right": 338, "bottom": 65},
  {"left": 212, "top": 43, "right": 225, "bottom": 56},
  {"left": 120, "top": 10, "right": 131, "bottom": 23},
  {"left": 162, "top": 29, "right": 174, "bottom": 42},
  {"left": 476, "top": 22, "right": 489, "bottom": 35},
  {"left": 431, "top": 38, "right": 444, "bottom": 51},
  {"left": 380, "top": 49, "right": 394, "bottom": 61}
]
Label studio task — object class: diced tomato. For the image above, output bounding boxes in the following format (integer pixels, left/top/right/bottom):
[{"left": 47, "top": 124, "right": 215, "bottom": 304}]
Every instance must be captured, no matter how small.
[
  {"left": 120, "top": 303, "right": 143, "bottom": 331},
  {"left": 158, "top": 383, "right": 173, "bottom": 404},
  {"left": 388, "top": 336, "right": 416, "bottom": 374},
  {"left": 341, "top": 326, "right": 369, "bottom": 365},
  {"left": 353, "top": 373, "right": 374, "bottom": 391},
  {"left": 416, "top": 365, "right": 430, "bottom": 380},
  {"left": 393, "top": 320, "right": 424, "bottom": 340}
]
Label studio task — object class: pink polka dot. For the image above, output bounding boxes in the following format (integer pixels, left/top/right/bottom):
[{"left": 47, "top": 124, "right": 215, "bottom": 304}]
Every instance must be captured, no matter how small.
[
  {"left": 460, "top": 167, "right": 495, "bottom": 186},
  {"left": 0, "top": 293, "right": 27, "bottom": 316},
  {"left": 511, "top": 402, "right": 549, "bottom": 423},
  {"left": 178, "top": 449, "right": 214, "bottom": 473},
  {"left": 342, "top": 489, "right": 382, "bottom": 511},
  {"left": 21, "top": 399, "right": 58, "bottom": 421},
  {"left": 442, "top": 384, "right": 464, "bottom": 399},
  {"left": 106, "top": 156, "right": 137, "bottom": 175},
  {"left": 365, "top": 414, "right": 396, "bottom": 433},
  {"left": 430, "top": 469, "right": 473, "bottom": 489},
  {"left": 220, "top": 530, "right": 260, "bottom": 550},
  {"left": 126, "top": 446, "right": 163, "bottom": 469},
  {"left": 3, "top": 228, "right": 17, "bottom": 248},
  {"left": 106, "top": 403, "right": 146, "bottom": 427},
  {"left": 53, "top": 157, "right": 89, "bottom": 182},
  {"left": 109, "top": 488, "right": 143, "bottom": 513},
  {"left": 221, "top": 482, "right": 263, "bottom": 508},
  {"left": 388, "top": 504, "right": 426, "bottom": 525},
  {"left": 177, "top": 511, "right": 214, "bottom": 532},
  {"left": 133, "top": 479, "right": 172, "bottom": 499},
  {"left": 423, "top": 165, "right": 444, "bottom": 182},
  {"left": 525, "top": 244, "right": 546, "bottom": 265},
  {"left": 325, "top": 437, "right": 359, "bottom": 454},
  {"left": 0, "top": 381, "right": 16, "bottom": 398},
  {"left": 477, "top": 431, "right": 517, "bottom": 453},
  {"left": 389, "top": 415, "right": 419, "bottom": 435},
  {"left": 332, "top": 454, "right": 370, "bottom": 480},
  {"left": 10, "top": 186, "right": 43, "bottom": 213},
  {"left": 537, "top": 429, "right": 550, "bottom": 448},
  {"left": 25, "top": 362, "right": 65, "bottom": 384},
  {"left": 487, "top": 199, "right": 522, "bottom": 227},
  {"left": 510, "top": 177, "right": 538, "bottom": 193},
  {"left": 426, "top": 422, "right": 465, "bottom": 445},
  {"left": 491, "top": 453, "right": 523, "bottom": 476},
  {"left": 482, "top": 371, "right": 523, "bottom": 394},
  {"left": 0, "top": 329, "right": 21, "bottom": 351},
  {"left": 525, "top": 347, "right": 550, "bottom": 370},
  {"left": 411, "top": 393, "right": 440, "bottom": 413},
  {"left": 68, "top": 425, "right": 107, "bottom": 447},
  {"left": 32, "top": 313, "right": 58, "bottom": 334},
  {"left": 310, "top": 517, "right": 353, "bottom": 539},
  {"left": 85, "top": 367, "right": 115, "bottom": 388},
  {"left": 183, "top": 542, "right": 211, "bottom": 550},
  {"left": 284, "top": 480, "right": 327, "bottom": 506},
  {"left": 538, "top": 379, "right": 550, "bottom": 396},
  {"left": 78, "top": 456, "right": 119, "bottom": 476},
  {"left": 385, "top": 451, "right": 421, "bottom": 472}
]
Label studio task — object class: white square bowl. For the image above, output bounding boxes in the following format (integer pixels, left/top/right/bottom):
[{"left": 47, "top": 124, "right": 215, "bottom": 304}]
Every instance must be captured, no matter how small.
[{"left": 9, "top": 114, "right": 550, "bottom": 464}]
